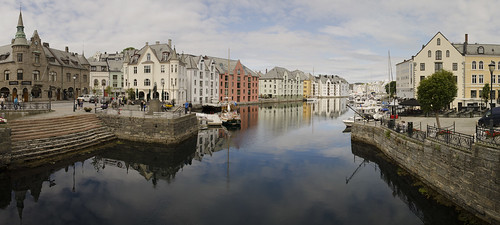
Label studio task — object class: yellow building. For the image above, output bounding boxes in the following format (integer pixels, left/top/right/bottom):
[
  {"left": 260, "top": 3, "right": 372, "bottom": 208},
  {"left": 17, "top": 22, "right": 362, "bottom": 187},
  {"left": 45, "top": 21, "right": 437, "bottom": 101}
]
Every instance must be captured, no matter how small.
[{"left": 458, "top": 41, "right": 500, "bottom": 108}]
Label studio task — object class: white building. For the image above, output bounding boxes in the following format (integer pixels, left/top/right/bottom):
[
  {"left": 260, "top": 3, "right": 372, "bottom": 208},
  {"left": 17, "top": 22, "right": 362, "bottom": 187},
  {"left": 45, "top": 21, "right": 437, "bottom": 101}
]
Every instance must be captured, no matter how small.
[
  {"left": 259, "top": 67, "right": 303, "bottom": 100},
  {"left": 315, "top": 75, "right": 349, "bottom": 97},
  {"left": 396, "top": 59, "right": 415, "bottom": 99},
  {"left": 124, "top": 40, "right": 187, "bottom": 103},
  {"left": 184, "top": 55, "right": 219, "bottom": 105}
]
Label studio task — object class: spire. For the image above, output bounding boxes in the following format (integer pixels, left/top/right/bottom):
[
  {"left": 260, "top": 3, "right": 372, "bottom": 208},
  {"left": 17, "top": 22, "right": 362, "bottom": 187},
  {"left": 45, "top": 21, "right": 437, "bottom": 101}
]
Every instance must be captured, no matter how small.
[{"left": 13, "top": 10, "right": 28, "bottom": 46}]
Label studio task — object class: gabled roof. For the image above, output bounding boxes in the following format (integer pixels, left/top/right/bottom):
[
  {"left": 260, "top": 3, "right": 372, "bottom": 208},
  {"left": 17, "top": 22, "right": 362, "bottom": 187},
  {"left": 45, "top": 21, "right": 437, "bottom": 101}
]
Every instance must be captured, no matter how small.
[{"left": 414, "top": 32, "right": 462, "bottom": 57}]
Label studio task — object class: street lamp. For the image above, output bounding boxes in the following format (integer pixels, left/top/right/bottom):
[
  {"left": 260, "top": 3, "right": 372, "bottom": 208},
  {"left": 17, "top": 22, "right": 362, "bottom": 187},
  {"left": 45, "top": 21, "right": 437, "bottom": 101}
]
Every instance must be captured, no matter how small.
[
  {"left": 73, "top": 75, "right": 76, "bottom": 112},
  {"left": 161, "top": 78, "right": 165, "bottom": 101},
  {"left": 488, "top": 61, "right": 496, "bottom": 128}
]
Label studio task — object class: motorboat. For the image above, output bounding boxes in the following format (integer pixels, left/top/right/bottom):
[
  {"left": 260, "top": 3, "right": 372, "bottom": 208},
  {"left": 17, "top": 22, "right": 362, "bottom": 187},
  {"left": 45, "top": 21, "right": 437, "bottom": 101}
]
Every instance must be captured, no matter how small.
[
  {"left": 342, "top": 116, "right": 363, "bottom": 127},
  {"left": 220, "top": 101, "right": 241, "bottom": 128}
]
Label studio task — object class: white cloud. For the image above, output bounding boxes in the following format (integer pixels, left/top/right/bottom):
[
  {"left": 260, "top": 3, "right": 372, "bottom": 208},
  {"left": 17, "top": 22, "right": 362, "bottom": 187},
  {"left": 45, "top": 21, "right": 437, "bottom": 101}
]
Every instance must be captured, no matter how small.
[{"left": 1, "top": 0, "right": 499, "bottom": 83}]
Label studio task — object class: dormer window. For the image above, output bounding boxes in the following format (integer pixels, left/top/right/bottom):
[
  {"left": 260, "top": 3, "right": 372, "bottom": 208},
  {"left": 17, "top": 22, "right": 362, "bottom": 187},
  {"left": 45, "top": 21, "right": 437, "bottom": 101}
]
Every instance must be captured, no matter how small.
[
  {"left": 478, "top": 46, "right": 484, "bottom": 54},
  {"left": 162, "top": 52, "right": 168, "bottom": 61}
]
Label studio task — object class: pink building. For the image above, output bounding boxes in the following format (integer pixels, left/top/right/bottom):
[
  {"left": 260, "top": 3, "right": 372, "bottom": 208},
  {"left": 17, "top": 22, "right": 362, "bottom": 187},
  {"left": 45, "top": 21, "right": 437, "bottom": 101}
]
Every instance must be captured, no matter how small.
[{"left": 214, "top": 58, "right": 259, "bottom": 103}]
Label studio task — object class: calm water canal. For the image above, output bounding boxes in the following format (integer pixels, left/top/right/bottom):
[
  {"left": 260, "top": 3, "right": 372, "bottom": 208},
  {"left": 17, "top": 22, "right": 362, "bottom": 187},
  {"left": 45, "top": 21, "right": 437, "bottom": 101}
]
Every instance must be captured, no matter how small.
[{"left": 0, "top": 100, "right": 468, "bottom": 225}]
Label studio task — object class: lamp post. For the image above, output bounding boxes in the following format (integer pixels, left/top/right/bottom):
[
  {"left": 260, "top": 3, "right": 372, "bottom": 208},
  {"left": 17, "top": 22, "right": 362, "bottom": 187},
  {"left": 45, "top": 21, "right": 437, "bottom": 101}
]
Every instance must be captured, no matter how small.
[
  {"left": 488, "top": 62, "right": 496, "bottom": 128},
  {"left": 73, "top": 76, "right": 76, "bottom": 112},
  {"left": 161, "top": 79, "right": 165, "bottom": 101}
]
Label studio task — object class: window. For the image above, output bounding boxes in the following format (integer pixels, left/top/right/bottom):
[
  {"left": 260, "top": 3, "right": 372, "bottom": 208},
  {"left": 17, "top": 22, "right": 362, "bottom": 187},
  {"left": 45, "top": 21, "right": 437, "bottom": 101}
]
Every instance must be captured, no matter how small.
[
  {"left": 479, "top": 75, "right": 484, "bottom": 84},
  {"left": 101, "top": 79, "right": 106, "bottom": 86},
  {"left": 34, "top": 54, "right": 39, "bottom": 63},
  {"left": 17, "top": 69, "right": 23, "bottom": 80},
  {"left": 428, "top": 50, "right": 431, "bottom": 57},
  {"left": 144, "top": 79, "right": 151, "bottom": 86},
  {"left": 147, "top": 53, "right": 151, "bottom": 61},
  {"left": 471, "top": 90, "right": 477, "bottom": 98},
  {"left": 113, "top": 75, "right": 118, "bottom": 80},
  {"left": 199, "top": 81, "right": 203, "bottom": 87},
  {"left": 479, "top": 61, "right": 485, "bottom": 70},
  {"left": 50, "top": 71, "right": 57, "bottom": 82},
  {"left": 472, "top": 61, "right": 477, "bottom": 70},
  {"left": 33, "top": 70, "right": 40, "bottom": 81},
  {"left": 161, "top": 65, "right": 165, "bottom": 73},
  {"left": 67, "top": 73, "right": 71, "bottom": 82},
  {"left": 472, "top": 75, "right": 477, "bottom": 84},
  {"left": 133, "top": 79, "right": 137, "bottom": 86},
  {"left": 133, "top": 66, "right": 137, "bottom": 74},
  {"left": 4, "top": 70, "right": 9, "bottom": 81},
  {"left": 144, "top": 65, "right": 151, "bottom": 73},
  {"left": 17, "top": 53, "right": 22, "bottom": 62},
  {"left": 435, "top": 62, "right": 443, "bottom": 72},
  {"left": 94, "top": 79, "right": 99, "bottom": 87},
  {"left": 175, "top": 65, "right": 177, "bottom": 73},
  {"left": 91, "top": 66, "right": 96, "bottom": 71},
  {"left": 493, "top": 75, "right": 496, "bottom": 84},
  {"left": 435, "top": 50, "right": 442, "bottom": 60},
  {"left": 478, "top": 46, "right": 484, "bottom": 54},
  {"left": 420, "top": 63, "right": 425, "bottom": 71},
  {"left": 437, "top": 38, "right": 441, "bottom": 45},
  {"left": 420, "top": 76, "right": 425, "bottom": 82},
  {"left": 101, "top": 66, "right": 107, "bottom": 71},
  {"left": 453, "top": 63, "right": 458, "bottom": 71},
  {"left": 162, "top": 52, "right": 168, "bottom": 61}
]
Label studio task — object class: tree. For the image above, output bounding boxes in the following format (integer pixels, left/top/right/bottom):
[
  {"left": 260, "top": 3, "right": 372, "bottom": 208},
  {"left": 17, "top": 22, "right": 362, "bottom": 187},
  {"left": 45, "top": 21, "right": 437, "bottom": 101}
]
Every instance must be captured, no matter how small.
[
  {"left": 122, "top": 47, "right": 135, "bottom": 53},
  {"left": 385, "top": 81, "right": 396, "bottom": 98},
  {"left": 417, "top": 70, "right": 457, "bottom": 129},
  {"left": 126, "top": 88, "right": 136, "bottom": 100},
  {"left": 105, "top": 86, "right": 112, "bottom": 97},
  {"left": 481, "top": 83, "right": 490, "bottom": 110}
]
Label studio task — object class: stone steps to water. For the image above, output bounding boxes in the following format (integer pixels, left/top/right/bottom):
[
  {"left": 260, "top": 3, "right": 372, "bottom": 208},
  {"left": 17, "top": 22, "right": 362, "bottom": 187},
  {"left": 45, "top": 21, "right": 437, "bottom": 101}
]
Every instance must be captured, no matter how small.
[
  {"left": 10, "top": 114, "right": 103, "bottom": 141},
  {"left": 9, "top": 114, "right": 117, "bottom": 163}
]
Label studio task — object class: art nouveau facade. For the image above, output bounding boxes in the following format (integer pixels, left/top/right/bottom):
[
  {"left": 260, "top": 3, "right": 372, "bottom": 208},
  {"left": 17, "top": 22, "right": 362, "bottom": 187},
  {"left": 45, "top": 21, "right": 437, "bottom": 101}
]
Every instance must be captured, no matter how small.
[
  {"left": 0, "top": 12, "right": 90, "bottom": 102},
  {"left": 259, "top": 67, "right": 303, "bottom": 100},
  {"left": 124, "top": 41, "right": 187, "bottom": 103}
]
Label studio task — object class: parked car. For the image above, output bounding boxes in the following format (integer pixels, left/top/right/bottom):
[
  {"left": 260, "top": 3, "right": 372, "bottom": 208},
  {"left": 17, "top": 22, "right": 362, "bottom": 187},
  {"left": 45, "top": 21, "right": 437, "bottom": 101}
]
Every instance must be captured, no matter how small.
[
  {"left": 89, "top": 96, "right": 99, "bottom": 103},
  {"left": 478, "top": 107, "right": 500, "bottom": 127}
]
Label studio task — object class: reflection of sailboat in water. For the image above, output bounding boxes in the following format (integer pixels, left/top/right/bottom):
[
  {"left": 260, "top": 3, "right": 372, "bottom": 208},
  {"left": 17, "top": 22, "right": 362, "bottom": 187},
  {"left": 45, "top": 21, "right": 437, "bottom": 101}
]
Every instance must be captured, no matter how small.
[{"left": 345, "top": 155, "right": 369, "bottom": 184}]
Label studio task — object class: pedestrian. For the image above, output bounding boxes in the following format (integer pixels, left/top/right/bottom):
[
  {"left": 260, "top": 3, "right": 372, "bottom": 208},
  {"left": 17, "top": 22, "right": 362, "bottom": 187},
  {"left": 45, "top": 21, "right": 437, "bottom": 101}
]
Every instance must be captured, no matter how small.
[
  {"left": 188, "top": 101, "right": 192, "bottom": 114},
  {"left": 13, "top": 96, "right": 18, "bottom": 110},
  {"left": 140, "top": 100, "right": 144, "bottom": 111},
  {"left": 0, "top": 95, "right": 4, "bottom": 110},
  {"left": 184, "top": 101, "right": 189, "bottom": 114}
]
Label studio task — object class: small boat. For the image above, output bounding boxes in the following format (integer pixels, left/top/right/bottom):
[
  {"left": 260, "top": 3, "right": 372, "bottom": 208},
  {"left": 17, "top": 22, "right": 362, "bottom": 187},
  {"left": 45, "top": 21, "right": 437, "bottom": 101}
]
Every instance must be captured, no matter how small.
[
  {"left": 342, "top": 116, "right": 362, "bottom": 127},
  {"left": 220, "top": 101, "right": 241, "bottom": 128}
]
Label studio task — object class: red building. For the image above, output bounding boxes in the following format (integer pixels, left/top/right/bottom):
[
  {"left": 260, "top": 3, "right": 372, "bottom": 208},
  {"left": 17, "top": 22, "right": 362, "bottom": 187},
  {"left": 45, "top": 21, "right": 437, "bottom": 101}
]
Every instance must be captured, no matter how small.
[{"left": 213, "top": 58, "right": 259, "bottom": 103}]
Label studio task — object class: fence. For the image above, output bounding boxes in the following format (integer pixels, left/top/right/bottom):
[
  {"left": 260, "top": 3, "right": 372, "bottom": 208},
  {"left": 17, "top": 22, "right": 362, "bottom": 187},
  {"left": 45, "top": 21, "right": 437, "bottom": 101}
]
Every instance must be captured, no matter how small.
[
  {"left": 377, "top": 118, "right": 477, "bottom": 150},
  {"left": 0, "top": 102, "right": 51, "bottom": 111},
  {"left": 476, "top": 126, "right": 500, "bottom": 147}
]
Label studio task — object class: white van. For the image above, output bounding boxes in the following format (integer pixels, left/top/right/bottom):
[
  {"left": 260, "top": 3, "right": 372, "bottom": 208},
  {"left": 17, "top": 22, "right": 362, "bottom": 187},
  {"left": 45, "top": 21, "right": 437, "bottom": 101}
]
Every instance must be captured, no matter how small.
[{"left": 78, "top": 94, "right": 94, "bottom": 102}]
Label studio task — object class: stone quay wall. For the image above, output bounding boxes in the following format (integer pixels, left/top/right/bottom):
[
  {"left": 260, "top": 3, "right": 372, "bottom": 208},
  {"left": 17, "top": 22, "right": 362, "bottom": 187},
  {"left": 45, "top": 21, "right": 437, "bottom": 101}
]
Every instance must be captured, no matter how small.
[
  {"left": 0, "top": 126, "right": 11, "bottom": 168},
  {"left": 98, "top": 114, "right": 199, "bottom": 145},
  {"left": 351, "top": 123, "right": 499, "bottom": 225}
]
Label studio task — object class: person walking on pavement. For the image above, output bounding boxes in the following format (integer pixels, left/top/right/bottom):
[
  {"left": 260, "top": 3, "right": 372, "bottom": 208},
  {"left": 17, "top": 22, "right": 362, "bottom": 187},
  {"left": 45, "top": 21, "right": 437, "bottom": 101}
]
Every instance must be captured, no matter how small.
[
  {"left": 188, "top": 101, "right": 192, "bottom": 114},
  {"left": 140, "top": 100, "right": 144, "bottom": 111},
  {"left": 0, "top": 95, "right": 4, "bottom": 110},
  {"left": 184, "top": 101, "right": 189, "bottom": 114},
  {"left": 13, "top": 96, "right": 18, "bottom": 110}
]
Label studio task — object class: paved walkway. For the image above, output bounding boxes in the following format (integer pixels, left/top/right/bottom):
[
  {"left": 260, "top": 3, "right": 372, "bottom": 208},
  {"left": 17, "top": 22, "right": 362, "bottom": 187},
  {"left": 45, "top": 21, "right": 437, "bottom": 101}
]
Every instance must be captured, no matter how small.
[{"left": 392, "top": 115, "right": 480, "bottom": 135}]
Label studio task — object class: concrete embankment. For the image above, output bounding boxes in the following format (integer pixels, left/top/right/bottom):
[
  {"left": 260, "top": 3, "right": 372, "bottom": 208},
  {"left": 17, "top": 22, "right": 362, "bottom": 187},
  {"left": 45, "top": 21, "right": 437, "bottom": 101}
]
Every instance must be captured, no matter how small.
[{"left": 351, "top": 123, "right": 499, "bottom": 225}]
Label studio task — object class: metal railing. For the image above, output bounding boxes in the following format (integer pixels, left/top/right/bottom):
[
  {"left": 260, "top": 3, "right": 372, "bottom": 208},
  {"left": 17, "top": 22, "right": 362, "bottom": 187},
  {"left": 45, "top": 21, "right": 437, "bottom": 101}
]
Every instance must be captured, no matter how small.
[
  {"left": 427, "top": 125, "right": 474, "bottom": 150},
  {"left": 0, "top": 102, "right": 51, "bottom": 111},
  {"left": 476, "top": 126, "right": 500, "bottom": 147}
]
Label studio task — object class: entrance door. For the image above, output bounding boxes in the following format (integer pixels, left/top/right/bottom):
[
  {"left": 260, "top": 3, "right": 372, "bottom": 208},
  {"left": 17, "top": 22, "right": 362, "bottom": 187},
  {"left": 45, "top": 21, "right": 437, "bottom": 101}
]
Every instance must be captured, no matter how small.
[{"left": 23, "top": 88, "right": 28, "bottom": 102}]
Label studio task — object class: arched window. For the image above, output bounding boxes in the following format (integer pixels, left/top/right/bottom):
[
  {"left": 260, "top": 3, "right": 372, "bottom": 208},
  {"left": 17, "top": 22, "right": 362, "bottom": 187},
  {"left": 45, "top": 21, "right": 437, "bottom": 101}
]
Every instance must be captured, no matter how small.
[
  {"left": 147, "top": 53, "right": 151, "bottom": 61},
  {"left": 133, "top": 79, "right": 137, "bottom": 86},
  {"left": 437, "top": 38, "right": 441, "bottom": 45},
  {"left": 428, "top": 50, "right": 431, "bottom": 57},
  {"left": 94, "top": 79, "right": 99, "bottom": 87},
  {"left": 101, "top": 79, "right": 106, "bottom": 86},
  {"left": 472, "top": 61, "right": 477, "bottom": 70},
  {"left": 479, "top": 61, "right": 484, "bottom": 70},
  {"left": 446, "top": 50, "right": 450, "bottom": 57},
  {"left": 478, "top": 46, "right": 484, "bottom": 54},
  {"left": 144, "top": 79, "right": 151, "bottom": 86},
  {"left": 435, "top": 50, "right": 442, "bottom": 60}
]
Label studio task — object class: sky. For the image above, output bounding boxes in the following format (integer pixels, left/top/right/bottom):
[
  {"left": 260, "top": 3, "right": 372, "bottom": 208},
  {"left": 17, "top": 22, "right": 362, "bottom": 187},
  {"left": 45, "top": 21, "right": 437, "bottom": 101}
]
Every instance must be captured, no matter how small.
[{"left": 0, "top": 0, "right": 499, "bottom": 83}]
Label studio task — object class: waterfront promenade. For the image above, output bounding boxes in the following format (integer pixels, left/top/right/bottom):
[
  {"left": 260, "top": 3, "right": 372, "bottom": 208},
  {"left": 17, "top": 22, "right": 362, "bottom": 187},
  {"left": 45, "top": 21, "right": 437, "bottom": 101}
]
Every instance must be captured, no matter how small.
[{"left": 394, "top": 116, "right": 480, "bottom": 135}]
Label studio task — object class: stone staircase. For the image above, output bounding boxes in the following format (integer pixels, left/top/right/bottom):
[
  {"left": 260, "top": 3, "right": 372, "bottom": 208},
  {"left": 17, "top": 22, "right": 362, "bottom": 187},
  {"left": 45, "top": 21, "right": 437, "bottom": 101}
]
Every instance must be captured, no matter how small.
[{"left": 9, "top": 114, "right": 116, "bottom": 163}]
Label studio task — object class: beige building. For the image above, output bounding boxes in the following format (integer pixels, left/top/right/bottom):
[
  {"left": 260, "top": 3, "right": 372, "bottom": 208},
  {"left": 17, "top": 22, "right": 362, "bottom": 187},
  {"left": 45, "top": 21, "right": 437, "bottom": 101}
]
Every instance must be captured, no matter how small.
[
  {"left": 0, "top": 12, "right": 90, "bottom": 102},
  {"left": 412, "top": 32, "right": 464, "bottom": 109}
]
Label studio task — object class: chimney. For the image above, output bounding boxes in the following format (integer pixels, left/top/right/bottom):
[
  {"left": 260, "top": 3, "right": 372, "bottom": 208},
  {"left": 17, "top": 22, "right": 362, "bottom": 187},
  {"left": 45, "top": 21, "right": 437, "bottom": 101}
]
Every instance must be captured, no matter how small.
[
  {"left": 463, "top": 34, "right": 468, "bottom": 55},
  {"left": 265, "top": 68, "right": 268, "bottom": 73},
  {"left": 156, "top": 41, "right": 160, "bottom": 45},
  {"left": 168, "top": 39, "right": 172, "bottom": 47},
  {"left": 65, "top": 46, "right": 69, "bottom": 52},
  {"left": 43, "top": 42, "right": 49, "bottom": 47}
]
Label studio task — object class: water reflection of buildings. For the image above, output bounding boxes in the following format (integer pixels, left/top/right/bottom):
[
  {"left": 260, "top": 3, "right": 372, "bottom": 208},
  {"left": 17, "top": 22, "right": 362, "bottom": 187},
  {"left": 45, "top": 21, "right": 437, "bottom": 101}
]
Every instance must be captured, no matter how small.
[
  {"left": 312, "top": 98, "right": 348, "bottom": 118},
  {"left": 194, "top": 128, "right": 228, "bottom": 161},
  {"left": 350, "top": 141, "right": 462, "bottom": 224}
]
